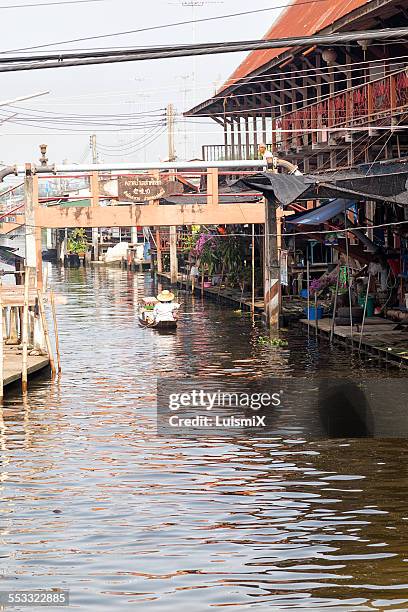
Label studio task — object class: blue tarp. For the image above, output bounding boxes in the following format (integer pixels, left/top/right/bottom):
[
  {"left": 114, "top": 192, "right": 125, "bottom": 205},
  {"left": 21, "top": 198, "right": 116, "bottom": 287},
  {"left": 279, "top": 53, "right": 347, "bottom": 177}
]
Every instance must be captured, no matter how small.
[
  {"left": 0, "top": 245, "right": 23, "bottom": 266},
  {"left": 288, "top": 199, "right": 355, "bottom": 226},
  {"left": 144, "top": 241, "right": 151, "bottom": 262}
]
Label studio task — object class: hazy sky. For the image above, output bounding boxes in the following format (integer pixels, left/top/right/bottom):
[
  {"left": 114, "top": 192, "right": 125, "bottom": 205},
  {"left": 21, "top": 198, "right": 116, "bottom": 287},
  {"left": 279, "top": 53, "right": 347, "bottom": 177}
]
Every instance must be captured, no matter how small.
[{"left": 0, "top": 0, "right": 284, "bottom": 165}]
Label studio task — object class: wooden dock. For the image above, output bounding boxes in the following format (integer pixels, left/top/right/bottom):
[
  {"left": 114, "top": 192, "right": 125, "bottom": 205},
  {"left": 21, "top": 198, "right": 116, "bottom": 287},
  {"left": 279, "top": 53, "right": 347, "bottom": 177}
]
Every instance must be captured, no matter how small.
[
  {"left": 156, "top": 272, "right": 307, "bottom": 321},
  {"left": 157, "top": 272, "right": 264, "bottom": 312},
  {"left": 3, "top": 345, "right": 50, "bottom": 388},
  {"left": 301, "top": 317, "right": 408, "bottom": 367},
  {"left": 1, "top": 284, "right": 56, "bottom": 395}
]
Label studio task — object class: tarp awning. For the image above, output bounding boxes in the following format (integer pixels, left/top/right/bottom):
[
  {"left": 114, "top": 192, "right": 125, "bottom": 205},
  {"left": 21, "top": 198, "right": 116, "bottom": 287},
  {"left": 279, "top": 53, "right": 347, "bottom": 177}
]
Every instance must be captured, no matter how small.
[
  {"left": 288, "top": 199, "right": 354, "bottom": 225},
  {"left": 235, "top": 160, "right": 408, "bottom": 206},
  {"left": 0, "top": 245, "right": 23, "bottom": 266},
  {"left": 160, "top": 194, "right": 262, "bottom": 205}
]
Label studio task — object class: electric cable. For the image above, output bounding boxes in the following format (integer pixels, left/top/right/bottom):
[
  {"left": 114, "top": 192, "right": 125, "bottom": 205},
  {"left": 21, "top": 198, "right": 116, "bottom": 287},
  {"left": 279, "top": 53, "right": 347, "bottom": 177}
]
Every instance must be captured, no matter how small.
[
  {"left": 0, "top": 27, "right": 405, "bottom": 73},
  {"left": 21, "top": 54, "right": 408, "bottom": 99},
  {"left": 0, "top": 0, "right": 330, "bottom": 55}
]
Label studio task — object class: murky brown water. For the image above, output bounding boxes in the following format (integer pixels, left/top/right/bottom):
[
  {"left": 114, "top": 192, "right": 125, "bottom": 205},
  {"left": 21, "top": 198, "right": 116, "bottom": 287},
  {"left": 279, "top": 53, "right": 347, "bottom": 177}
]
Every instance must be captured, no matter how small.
[{"left": 2, "top": 266, "right": 408, "bottom": 611}]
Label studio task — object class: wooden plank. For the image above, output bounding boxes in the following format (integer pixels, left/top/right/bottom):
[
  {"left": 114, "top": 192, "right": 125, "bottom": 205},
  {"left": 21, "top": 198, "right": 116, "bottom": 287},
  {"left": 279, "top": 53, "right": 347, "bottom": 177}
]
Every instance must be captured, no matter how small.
[
  {"left": 300, "top": 318, "right": 408, "bottom": 365},
  {"left": 35, "top": 201, "right": 265, "bottom": 228},
  {"left": 3, "top": 347, "right": 49, "bottom": 387},
  {"left": 0, "top": 288, "right": 37, "bottom": 307}
]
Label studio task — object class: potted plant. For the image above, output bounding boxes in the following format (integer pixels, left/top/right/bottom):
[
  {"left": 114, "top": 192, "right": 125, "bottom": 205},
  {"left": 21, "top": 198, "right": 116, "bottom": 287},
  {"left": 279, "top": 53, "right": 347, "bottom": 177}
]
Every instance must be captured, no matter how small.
[
  {"left": 66, "top": 228, "right": 88, "bottom": 267},
  {"left": 67, "top": 228, "right": 88, "bottom": 257}
]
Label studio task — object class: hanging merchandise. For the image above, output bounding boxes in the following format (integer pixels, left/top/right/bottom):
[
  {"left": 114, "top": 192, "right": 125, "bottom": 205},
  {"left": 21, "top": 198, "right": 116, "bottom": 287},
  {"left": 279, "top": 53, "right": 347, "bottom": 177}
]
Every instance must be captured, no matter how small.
[
  {"left": 324, "top": 232, "right": 339, "bottom": 246},
  {"left": 280, "top": 250, "right": 289, "bottom": 286}
]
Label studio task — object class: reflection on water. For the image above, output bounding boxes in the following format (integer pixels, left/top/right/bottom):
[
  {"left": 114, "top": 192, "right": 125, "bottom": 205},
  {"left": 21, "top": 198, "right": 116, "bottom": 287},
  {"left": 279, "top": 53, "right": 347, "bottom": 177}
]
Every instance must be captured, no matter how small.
[{"left": 1, "top": 267, "right": 408, "bottom": 611}]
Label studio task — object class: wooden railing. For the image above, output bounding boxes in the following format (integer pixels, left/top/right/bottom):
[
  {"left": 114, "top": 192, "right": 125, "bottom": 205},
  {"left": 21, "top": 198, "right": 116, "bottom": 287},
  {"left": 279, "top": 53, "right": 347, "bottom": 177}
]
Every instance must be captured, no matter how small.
[
  {"left": 277, "top": 67, "right": 408, "bottom": 151},
  {"left": 202, "top": 143, "right": 272, "bottom": 162},
  {"left": 201, "top": 68, "right": 408, "bottom": 159}
]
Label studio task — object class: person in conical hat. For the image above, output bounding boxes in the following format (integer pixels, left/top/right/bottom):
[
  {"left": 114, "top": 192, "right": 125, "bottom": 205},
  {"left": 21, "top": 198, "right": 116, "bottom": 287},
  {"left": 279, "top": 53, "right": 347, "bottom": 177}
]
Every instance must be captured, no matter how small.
[
  {"left": 157, "top": 290, "right": 175, "bottom": 302},
  {"left": 153, "top": 289, "right": 179, "bottom": 322}
]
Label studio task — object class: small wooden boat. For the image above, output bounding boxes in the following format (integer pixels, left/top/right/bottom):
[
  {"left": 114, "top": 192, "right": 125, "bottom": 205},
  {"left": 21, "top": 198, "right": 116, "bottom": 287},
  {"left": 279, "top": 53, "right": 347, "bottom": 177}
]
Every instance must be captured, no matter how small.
[
  {"left": 138, "top": 317, "right": 177, "bottom": 330},
  {"left": 138, "top": 297, "right": 178, "bottom": 330}
]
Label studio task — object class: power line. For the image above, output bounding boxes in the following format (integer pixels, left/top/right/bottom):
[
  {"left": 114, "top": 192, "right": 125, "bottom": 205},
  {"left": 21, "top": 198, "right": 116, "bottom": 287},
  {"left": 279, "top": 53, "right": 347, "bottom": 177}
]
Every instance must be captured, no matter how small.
[
  {"left": 0, "top": 27, "right": 405, "bottom": 73},
  {"left": 2, "top": 57, "right": 405, "bottom": 122},
  {"left": 0, "top": 114, "right": 167, "bottom": 129},
  {"left": 96, "top": 125, "right": 167, "bottom": 152},
  {"left": 5, "top": 104, "right": 165, "bottom": 117},
  {"left": 20, "top": 54, "right": 408, "bottom": 105},
  {"left": 0, "top": 0, "right": 104, "bottom": 7},
  {"left": 0, "top": 0, "right": 329, "bottom": 54},
  {"left": 96, "top": 127, "right": 168, "bottom": 157},
  {"left": 0, "top": 118, "right": 166, "bottom": 128},
  {"left": 0, "top": 117, "right": 167, "bottom": 132}
]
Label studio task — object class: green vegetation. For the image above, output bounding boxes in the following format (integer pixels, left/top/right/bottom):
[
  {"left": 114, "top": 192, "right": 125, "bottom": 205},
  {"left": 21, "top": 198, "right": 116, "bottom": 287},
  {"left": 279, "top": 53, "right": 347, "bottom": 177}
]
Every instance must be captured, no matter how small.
[
  {"left": 257, "top": 336, "right": 289, "bottom": 347},
  {"left": 191, "top": 232, "right": 254, "bottom": 288},
  {"left": 67, "top": 228, "right": 88, "bottom": 255}
]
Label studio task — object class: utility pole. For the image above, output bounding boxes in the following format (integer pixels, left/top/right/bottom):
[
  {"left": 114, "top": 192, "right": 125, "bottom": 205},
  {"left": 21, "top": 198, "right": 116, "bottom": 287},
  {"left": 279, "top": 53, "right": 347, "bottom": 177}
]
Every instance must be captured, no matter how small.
[
  {"left": 90, "top": 134, "right": 98, "bottom": 165},
  {"left": 90, "top": 134, "right": 99, "bottom": 261},
  {"left": 166, "top": 104, "right": 176, "bottom": 162}
]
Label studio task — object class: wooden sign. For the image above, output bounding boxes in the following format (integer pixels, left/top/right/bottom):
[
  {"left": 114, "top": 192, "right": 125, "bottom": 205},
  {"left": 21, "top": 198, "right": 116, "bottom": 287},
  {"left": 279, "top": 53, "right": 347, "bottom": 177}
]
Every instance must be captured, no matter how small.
[{"left": 118, "top": 175, "right": 165, "bottom": 202}]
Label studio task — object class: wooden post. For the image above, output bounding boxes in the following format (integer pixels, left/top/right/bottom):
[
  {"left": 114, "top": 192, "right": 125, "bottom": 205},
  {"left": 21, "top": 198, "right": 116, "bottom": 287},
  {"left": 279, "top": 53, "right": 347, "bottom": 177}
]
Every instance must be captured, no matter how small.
[
  {"left": 236, "top": 117, "right": 242, "bottom": 158},
  {"left": 0, "top": 295, "right": 3, "bottom": 400},
  {"left": 276, "top": 207, "right": 284, "bottom": 319},
  {"left": 91, "top": 171, "right": 100, "bottom": 261},
  {"left": 6, "top": 307, "right": 19, "bottom": 345},
  {"left": 37, "top": 289, "right": 56, "bottom": 375},
  {"left": 244, "top": 115, "right": 250, "bottom": 158},
  {"left": 251, "top": 224, "right": 255, "bottom": 316},
  {"left": 92, "top": 229, "right": 99, "bottom": 261},
  {"left": 252, "top": 115, "right": 258, "bottom": 152},
  {"left": 22, "top": 267, "right": 30, "bottom": 395},
  {"left": 359, "top": 274, "right": 371, "bottom": 351},
  {"left": 261, "top": 113, "right": 267, "bottom": 145},
  {"left": 2, "top": 307, "right": 6, "bottom": 344},
  {"left": 217, "top": 262, "right": 226, "bottom": 302},
  {"left": 390, "top": 73, "right": 396, "bottom": 118},
  {"left": 31, "top": 174, "right": 43, "bottom": 289},
  {"left": 90, "top": 171, "right": 99, "bottom": 207},
  {"left": 50, "top": 291, "right": 61, "bottom": 374},
  {"left": 330, "top": 268, "right": 340, "bottom": 343},
  {"left": 156, "top": 228, "right": 162, "bottom": 274},
  {"left": 344, "top": 213, "right": 354, "bottom": 342},
  {"left": 230, "top": 117, "right": 236, "bottom": 159},
  {"left": 306, "top": 259, "right": 310, "bottom": 334},
  {"left": 24, "top": 167, "right": 38, "bottom": 283},
  {"left": 207, "top": 167, "right": 219, "bottom": 207},
  {"left": 264, "top": 196, "right": 280, "bottom": 329},
  {"left": 169, "top": 225, "right": 178, "bottom": 284}
]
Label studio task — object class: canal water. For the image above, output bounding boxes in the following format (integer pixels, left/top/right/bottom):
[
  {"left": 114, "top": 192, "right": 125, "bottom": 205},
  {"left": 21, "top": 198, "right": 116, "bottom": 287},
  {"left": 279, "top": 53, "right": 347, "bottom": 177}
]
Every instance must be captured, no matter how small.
[{"left": 2, "top": 266, "right": 408, "bottom": 611}]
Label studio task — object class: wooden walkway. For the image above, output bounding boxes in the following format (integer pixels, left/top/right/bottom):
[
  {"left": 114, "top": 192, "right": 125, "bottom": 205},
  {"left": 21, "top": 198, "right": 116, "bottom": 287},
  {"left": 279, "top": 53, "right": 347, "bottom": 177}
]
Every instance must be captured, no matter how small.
[
  {"left": 301, "top": 317, "right": 408, "bottom": 367},
  {"left": 157, "top": 272, "right": 264, "bottom": 312},
  {"left": 3, "top": 345, "right": 50, "bottom": 389}
]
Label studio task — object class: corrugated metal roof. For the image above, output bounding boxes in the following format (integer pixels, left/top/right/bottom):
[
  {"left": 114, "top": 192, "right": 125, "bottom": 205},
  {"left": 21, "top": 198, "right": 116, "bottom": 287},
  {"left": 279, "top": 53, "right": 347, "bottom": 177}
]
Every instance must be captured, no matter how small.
[{"left": 220, "top": 0, "right": 370, "bottom": 92}]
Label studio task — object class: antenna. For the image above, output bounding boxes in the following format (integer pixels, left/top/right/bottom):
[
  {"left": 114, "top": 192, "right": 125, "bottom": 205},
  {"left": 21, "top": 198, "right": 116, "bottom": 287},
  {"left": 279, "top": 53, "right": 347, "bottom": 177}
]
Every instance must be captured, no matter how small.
[{"left": 169, "top": 0, "right": 224, "bottom": 157}]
